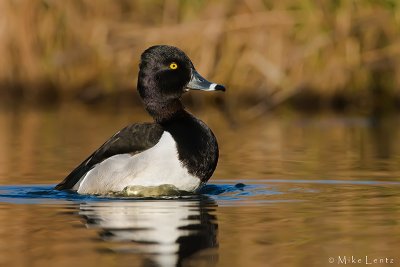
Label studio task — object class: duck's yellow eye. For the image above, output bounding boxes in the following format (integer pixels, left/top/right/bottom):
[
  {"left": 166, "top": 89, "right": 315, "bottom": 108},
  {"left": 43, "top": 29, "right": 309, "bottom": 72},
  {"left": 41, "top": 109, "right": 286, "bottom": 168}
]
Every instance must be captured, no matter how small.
[{"left": 169, "top": 62, "right": 178, "bottom": 70}]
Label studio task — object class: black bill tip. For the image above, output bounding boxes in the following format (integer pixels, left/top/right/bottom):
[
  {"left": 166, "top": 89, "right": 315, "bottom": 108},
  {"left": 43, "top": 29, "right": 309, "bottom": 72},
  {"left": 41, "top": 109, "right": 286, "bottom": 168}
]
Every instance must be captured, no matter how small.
[{"left": 214, "top": 84, "right": 226, "bottom": 92}]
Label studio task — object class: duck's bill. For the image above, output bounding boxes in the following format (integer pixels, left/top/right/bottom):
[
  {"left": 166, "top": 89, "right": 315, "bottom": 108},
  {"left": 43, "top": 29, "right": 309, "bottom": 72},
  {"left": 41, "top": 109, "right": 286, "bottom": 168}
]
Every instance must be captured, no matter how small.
[{"left": 186, "top": 70, "right": 226, "bottom": 92}]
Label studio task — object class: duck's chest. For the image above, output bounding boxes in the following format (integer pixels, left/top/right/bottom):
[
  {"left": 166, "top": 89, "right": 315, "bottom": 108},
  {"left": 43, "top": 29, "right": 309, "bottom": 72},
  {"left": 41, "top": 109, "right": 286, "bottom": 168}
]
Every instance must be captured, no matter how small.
[{"left": 162, "top": 116, "right": 219, "bottom": 182}]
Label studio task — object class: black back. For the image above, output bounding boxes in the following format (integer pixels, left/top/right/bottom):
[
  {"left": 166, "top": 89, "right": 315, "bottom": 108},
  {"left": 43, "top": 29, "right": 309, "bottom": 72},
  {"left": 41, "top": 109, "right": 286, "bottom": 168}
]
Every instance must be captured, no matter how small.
[{"left": 55, "top": 123, "right": 164, "bottom": 190}]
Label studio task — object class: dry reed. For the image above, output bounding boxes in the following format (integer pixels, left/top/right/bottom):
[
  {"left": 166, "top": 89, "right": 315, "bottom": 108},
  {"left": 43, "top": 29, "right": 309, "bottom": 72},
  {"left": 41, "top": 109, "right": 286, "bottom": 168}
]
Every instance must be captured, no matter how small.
[{"left": 0, "top": 0, "right": 399, "bottom": 110}]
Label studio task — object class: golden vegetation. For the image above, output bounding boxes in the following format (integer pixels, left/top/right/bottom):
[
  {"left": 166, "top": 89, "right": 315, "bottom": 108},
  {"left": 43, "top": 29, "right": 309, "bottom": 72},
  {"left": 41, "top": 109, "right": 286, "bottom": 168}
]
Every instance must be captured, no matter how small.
[{"left": 0, "top": 0, "right": 400, "bottom": 110}]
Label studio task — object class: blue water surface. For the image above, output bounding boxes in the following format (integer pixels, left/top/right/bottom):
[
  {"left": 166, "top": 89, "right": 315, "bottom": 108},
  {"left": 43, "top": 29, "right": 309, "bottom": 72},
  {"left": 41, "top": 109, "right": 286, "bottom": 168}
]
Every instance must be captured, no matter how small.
[{"left": 1, "top": 179, "right": 399, "bottom": 205}]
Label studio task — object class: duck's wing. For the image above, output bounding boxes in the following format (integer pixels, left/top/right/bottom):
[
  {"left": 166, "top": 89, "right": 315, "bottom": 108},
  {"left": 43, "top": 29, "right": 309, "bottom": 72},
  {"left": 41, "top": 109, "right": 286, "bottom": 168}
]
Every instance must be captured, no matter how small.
[{"left": 55, "top": 123, "right": 164, "bottom": 190}]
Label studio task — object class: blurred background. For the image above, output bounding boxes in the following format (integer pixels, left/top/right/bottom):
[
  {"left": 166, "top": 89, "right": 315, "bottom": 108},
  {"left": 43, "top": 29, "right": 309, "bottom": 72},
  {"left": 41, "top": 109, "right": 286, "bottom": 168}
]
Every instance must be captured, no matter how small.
[
  {"left": 1, "top": 0, "right": 400, "bottom": 112},
  {"left": 1, "top": 1, "right": 400, "bottom": 267}
]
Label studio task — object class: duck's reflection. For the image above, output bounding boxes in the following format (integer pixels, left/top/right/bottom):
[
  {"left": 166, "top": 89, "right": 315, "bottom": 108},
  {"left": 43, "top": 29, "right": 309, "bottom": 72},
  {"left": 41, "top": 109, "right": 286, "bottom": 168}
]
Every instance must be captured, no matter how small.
[{"left": 78, "top": 196, "right": 218, "bottom": 267}]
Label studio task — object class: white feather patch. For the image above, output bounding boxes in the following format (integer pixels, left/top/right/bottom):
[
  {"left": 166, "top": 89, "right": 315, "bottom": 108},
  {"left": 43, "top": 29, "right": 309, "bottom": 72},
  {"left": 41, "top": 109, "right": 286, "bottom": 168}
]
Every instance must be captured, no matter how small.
[{"left": 74, "top": 132, "right": 200, "bottom": 194}]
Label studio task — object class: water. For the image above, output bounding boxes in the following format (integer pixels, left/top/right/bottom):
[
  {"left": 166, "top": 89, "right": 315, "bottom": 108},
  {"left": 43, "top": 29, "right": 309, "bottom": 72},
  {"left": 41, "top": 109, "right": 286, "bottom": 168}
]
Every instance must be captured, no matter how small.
[{"left": 1, "top": 105, "right": 400, "bottom": 267}]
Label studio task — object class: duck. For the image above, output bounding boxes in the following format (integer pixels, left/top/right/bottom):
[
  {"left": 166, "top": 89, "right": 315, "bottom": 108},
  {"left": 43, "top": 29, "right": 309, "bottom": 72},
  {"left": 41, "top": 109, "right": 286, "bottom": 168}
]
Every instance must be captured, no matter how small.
[{"left": 55, "top": 45, "right": 225, "bottom": 195}]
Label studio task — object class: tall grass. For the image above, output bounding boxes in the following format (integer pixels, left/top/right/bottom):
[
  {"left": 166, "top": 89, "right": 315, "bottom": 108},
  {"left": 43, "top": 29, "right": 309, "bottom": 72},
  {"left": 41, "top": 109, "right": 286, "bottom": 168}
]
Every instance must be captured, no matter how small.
[{"left": 0, "top": 0, "right": 400, "bottom": 110}]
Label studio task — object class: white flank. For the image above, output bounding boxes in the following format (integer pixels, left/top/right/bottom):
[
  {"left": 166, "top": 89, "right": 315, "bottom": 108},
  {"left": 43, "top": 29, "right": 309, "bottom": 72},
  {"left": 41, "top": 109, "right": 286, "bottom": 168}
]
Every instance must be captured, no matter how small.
[{"left": 74, "top": 132, "right": 200, "bottom": 194}]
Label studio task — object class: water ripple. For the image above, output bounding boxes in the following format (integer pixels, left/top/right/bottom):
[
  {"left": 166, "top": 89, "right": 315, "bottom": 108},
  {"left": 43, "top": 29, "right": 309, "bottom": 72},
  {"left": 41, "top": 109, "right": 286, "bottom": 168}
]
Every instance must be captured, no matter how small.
[{"left": 0, "top": 179, "right": 399, "bottom": 205}]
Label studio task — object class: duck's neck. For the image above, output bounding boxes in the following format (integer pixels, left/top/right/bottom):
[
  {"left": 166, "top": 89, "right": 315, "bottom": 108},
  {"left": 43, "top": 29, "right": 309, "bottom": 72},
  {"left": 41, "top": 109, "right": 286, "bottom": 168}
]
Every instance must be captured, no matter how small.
[{"left": 144, "top": 98, "right": 185, "bottom": 123}]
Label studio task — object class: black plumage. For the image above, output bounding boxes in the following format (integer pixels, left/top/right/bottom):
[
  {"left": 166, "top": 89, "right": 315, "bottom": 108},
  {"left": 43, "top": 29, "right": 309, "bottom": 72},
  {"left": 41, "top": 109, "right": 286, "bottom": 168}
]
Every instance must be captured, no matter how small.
[{"left": 161, "top": 111, "right": 219, "bottom": 183}]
